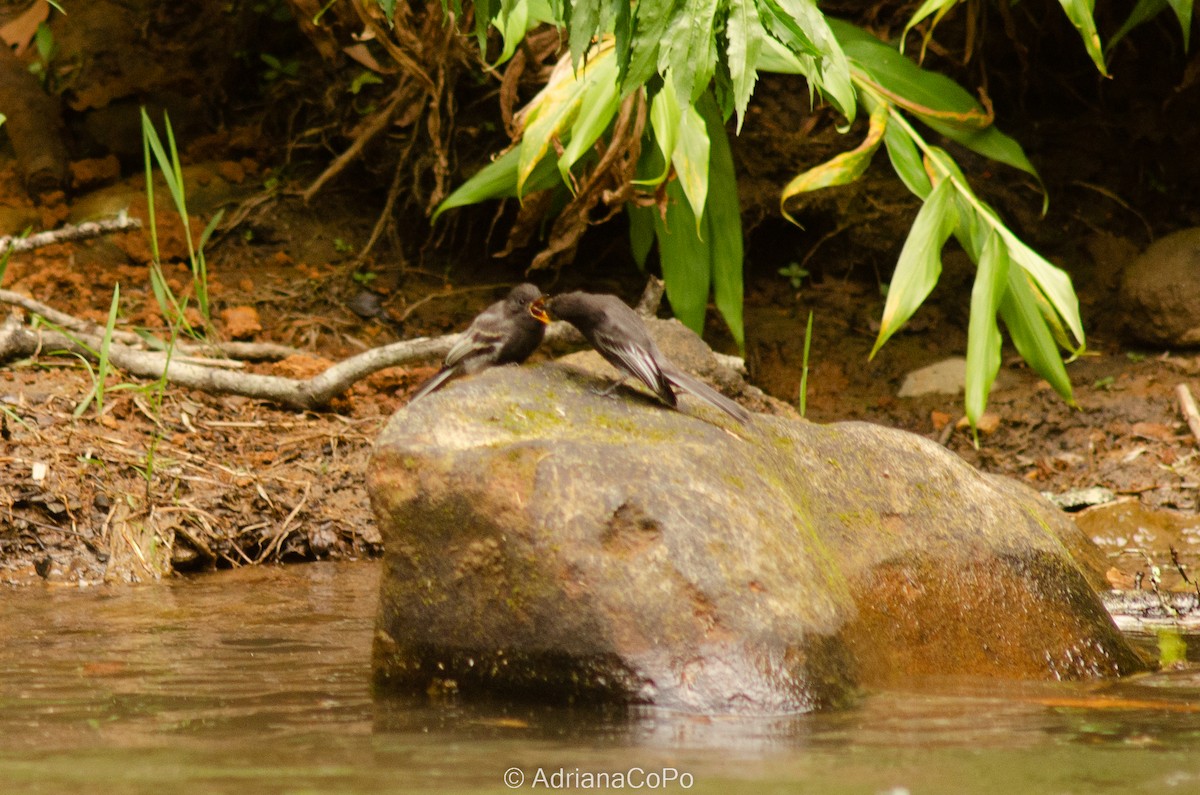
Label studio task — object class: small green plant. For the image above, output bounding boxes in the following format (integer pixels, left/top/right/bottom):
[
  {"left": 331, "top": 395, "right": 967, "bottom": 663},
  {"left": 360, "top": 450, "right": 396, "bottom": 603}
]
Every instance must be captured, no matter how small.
[
  {"left": 778, "top": 262, "right": 809, "bottom": 290},
  {"left": 260, "top": 53, "right": 300, "bottom": 82},
  {"left": 26, "top": 23, "right": 56, "bottom": 88},
  {"left": 799, "top": 310, "right": 814, "bottom": 417},
  {"left": 334, "top": 237, "right": 354, "bottom": 254},
  {"left": 73, "top": 285, "right": 121, "bottom": 417}
]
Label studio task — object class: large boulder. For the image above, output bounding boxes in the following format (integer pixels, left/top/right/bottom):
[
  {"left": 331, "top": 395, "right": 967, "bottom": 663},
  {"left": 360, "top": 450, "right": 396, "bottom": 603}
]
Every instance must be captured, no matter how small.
[
  {"left": 368, "top": 360, "right": 1145, "bottom": 713},
  {"left": 1120, "top": 227, "right": 1200, "bottom": 346}
]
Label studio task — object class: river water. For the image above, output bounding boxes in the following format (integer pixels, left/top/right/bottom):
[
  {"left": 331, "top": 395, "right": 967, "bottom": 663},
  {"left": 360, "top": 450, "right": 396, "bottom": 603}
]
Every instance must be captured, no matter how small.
[{"left": 2, "top": 562, "right": 1199, "bottom": 794}]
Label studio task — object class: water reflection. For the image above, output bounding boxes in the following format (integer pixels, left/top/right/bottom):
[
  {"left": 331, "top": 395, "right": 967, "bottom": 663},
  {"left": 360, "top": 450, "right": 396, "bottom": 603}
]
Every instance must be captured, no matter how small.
[{"left": 1, "top": 562, "right": 1199, "bottom": 794}]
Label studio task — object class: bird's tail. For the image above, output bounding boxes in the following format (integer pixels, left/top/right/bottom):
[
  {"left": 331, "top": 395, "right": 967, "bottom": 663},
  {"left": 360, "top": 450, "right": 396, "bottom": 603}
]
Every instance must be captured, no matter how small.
[
  {"left": 663, "top": 367, "right": 751, "bottom": 423},
  {"left": 408, "top": 366, "right": 458, "bottom": 404}
]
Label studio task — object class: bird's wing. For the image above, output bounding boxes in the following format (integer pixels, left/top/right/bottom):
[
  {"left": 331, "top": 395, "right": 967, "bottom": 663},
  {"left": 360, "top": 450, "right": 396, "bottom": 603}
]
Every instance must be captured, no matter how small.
[
  {"left": 443, "top": 326, "right": 504, "bottom": 368},
  {"left": 594, "top": 330, "right": 676, "bottom": 406}
]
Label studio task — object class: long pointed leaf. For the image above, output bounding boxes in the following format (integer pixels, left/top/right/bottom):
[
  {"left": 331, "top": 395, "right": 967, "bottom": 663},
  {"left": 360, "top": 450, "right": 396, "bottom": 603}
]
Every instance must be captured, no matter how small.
[
  {"left": 964, "top": 231, "right": 1009, "bottom": 428},
  {"left": 726, "top": 0, "right": 764, "bottom": 132},
  {"left": 871, "top": 176, "right": 957, "bottom": 357},
  {"left": 882, "top": 109, "right": 932, "bottom": 198},
  {"left": 780, "top": 102, "right": 886, "bottom": 223},
  {"left": 658, "top": 0, "right": 719, "bottom": 103},
  {"left": 672, "top": 101, "right": 711, "bottom": 233},
  {"left": 999, "top": 266, "right": 1076, "bottom": 403},
  {"left": 700, "top": 92, "right": 745, "bottom": 351},
  {"left": 1057, "top": 0, "right": 1109, "bottom": 76},
  {"left": 655, "top": 178, "right": 711, "bottom": 334}
]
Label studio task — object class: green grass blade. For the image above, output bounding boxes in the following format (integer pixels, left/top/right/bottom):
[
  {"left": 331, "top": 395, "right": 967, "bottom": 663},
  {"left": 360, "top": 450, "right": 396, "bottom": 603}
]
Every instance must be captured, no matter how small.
[
  {"left": 799, "top": 309, "right": 813, "bottom": 416},
  {"left": 94, "top": 284, "right": 121, "bottom": 416},
  {"left": 964, "top": 231, "right": 1009, "bottom": 429},
  {"left": 871, "top": 177, "right": 957, "bottom": 357}
]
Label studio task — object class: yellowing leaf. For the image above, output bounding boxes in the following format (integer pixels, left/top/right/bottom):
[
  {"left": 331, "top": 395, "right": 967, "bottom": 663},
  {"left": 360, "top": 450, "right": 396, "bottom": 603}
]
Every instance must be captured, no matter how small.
[{"left": 780, "top": 102, "right": 887, "bottom": 223}]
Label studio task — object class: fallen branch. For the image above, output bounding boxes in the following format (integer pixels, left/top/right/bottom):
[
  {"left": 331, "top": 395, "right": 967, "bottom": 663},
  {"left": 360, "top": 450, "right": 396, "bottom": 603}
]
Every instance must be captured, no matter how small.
[
  {"left": 0, "top": 278, "right": 749, "bottom": 411},
  {"left": 0, "top": 213, "right": 142, "bottom": 255},
  {"left": 1, "top": 289, "right": 307, "bottom": 362},
  {"left": 1176, "top": 383, "right": 1200, "bottom": 445}
]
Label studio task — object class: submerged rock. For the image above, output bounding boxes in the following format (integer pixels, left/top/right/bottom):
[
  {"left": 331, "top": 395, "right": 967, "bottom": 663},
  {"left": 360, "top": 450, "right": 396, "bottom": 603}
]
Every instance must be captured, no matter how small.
[{"left": 368, "top": 362, "right": 1145, "bottom": 713}]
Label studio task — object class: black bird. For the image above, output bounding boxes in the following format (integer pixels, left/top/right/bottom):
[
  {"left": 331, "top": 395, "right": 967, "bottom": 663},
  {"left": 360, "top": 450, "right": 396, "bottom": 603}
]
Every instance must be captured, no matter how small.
[
  {"left": 538, "top": 291, "right": 750, "bottom": 423},
  {"left": 409, "top": 283, "right": 550, "bottom": 403}
]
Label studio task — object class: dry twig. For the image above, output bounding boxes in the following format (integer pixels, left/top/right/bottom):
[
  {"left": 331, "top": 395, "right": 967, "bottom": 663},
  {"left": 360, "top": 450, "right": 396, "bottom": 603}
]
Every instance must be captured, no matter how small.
[{"left": 1176, "top": 383, "right": 1200, "bottom": 445}]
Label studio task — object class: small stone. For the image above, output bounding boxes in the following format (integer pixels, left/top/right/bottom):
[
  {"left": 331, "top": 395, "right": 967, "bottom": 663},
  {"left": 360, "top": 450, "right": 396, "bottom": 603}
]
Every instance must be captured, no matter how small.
[{"left": 219, "top": 306, "right": 262, "bottom": 340}]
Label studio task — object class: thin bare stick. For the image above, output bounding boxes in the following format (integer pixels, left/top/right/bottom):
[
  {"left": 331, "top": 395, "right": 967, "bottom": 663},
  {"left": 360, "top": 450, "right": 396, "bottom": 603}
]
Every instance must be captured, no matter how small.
[
  {"left": 1, "top": 289, "right": 310, "bottom": 361},
  {"left": 1177, "top": 383, "right": 1200, "bottom": 445},
  {"left": 0, "top": 213, "right": 141, "bottom": 255},
  {"left": 302, "top": 89, "right": 408, "bottom": 203}
]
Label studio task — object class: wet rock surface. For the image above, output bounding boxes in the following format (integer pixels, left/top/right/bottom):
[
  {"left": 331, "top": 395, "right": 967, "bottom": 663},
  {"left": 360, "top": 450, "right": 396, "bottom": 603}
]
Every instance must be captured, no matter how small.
[{"left": 368, "top": 354, "right": 1147, "bottom": 714}]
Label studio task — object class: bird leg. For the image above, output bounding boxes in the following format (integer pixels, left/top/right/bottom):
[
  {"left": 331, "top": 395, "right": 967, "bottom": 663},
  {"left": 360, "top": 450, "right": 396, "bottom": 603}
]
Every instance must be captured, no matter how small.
[{"left": 590, "top": 377, "right": 627, "bottom": 397}]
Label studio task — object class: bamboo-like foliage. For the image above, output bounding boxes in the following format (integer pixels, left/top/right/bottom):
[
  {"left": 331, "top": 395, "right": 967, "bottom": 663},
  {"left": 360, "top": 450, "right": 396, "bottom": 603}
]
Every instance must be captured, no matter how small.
[{"left": 425, "top": 0, "right": 1192, "bottom": 426}]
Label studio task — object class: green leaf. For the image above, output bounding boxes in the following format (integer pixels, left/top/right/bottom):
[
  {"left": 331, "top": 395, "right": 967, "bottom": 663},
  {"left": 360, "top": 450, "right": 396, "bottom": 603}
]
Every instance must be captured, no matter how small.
[
  {"left": 871, "top": 176, "right": 957, "bottom": 357},
  {"left": 655, "top": 178, "right": 711, "bottom": 334},
  {"left": 474, "top": 0, "right": 497, "bottom": 52},
  {"left": 1057, "top": 0, "right": 1109, "bottom": 76},
  {"left": 556, "top": 54, "right": 622, "bottom": 184},
  {"left": 645, "top": 77, "right": 683, "bottom": 185},
  {"left": 1166, "top": 0, "right": 1193, "bottom": 51},
  {"left": 829, "top": 18, "right": 990, "bottom": 130},
  {"left": 1107, "top": 0, "right": 1169, "bottom": 54},
  {"left": 432, "top": 146, "right": 559, "bottom": 222},
  {"left": 726, "top": 0, "right": 764, "bottom": 132},
  {"left": 622, "top": 0, "right": 674, "bottom": 94},
  {"left": 923, "top": 118, "right": 1045, "bottom": 207},
  {"left": 700, "top": 93, "right": 745, "bottom": 351},
  {"left": 780, "top": 102, "right": 886, "bottom": 222},
  {"left": 901, "top": 0, "right": 960, "bottom": 59},
  {"left": 659, "top": 0, "right": 719, "bottom": 103},
  {"left": 881, "top": 108, "right": 932, "bottom": 198},
  {"left": 518, "top": 44, "right": 618, "bottom": 194},
  {"left": 495, "top": 0, "right": 530, "bottom": 65},
  {"left": 999, "top": 266, "right": 1076, "bottom": 403},
  {"left": 672, "top": 101, "right": 711, "bottom": 233},
  {"left": 757, "top": 0, "right": 856, "bottom": 121},
  {"left": 964, "top": 231, "right": 1010, "bottom": 429},
  {"left": 568, "top": 0, "right": 601, "bottom": 68},
  {"left": 983, "top": 207, "right": 1085, "bottom": 350},
  {"left": 629, "top": 203, "right": 655, "bottom": 270}
]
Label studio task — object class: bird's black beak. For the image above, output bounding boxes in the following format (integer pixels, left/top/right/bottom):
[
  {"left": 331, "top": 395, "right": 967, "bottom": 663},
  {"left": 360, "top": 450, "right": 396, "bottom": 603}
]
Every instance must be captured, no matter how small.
[{"left": 529, "top": 297, "right": 551, "bottom": 325}]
